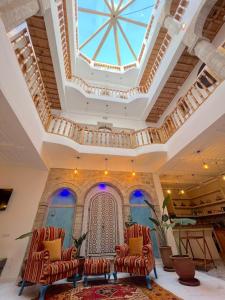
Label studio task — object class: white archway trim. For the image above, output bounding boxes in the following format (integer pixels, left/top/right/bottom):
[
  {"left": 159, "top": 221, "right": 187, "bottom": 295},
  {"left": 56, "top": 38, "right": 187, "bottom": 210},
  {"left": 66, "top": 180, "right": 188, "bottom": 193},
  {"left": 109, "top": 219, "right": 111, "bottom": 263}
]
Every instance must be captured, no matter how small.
[{"left": 81, "top": 184, "right": 124, "bottom": 257}]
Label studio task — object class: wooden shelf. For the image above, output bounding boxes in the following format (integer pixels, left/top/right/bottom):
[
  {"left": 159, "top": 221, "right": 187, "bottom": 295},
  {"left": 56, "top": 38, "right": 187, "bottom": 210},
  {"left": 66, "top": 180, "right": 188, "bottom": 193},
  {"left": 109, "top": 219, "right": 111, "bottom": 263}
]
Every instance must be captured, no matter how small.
[
  {"left": 194, "top": 199, "right": 225, "bottom": 208},
  {"left": 174, "top": 199, "right": 225, "bottom": 210},
  {"left": 190, "top": 189, "right": 221, "bottom": 200},
  {"left": 176, "top": 212, "right": 225, "bottom": 218}
]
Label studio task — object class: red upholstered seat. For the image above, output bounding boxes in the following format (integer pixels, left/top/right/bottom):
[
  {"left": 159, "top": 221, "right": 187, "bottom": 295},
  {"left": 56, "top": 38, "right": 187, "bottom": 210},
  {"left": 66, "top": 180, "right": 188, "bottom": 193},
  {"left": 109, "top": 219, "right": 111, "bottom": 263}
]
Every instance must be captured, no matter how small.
[
  {"left": 114, "top": 224, "right": 155, "bottom": 276},
  {"left": 84, "top": 258, "right": 110, "bottom": 275},
  {"left": 22, "top": 227, "right": 79, "bottom": 285}
]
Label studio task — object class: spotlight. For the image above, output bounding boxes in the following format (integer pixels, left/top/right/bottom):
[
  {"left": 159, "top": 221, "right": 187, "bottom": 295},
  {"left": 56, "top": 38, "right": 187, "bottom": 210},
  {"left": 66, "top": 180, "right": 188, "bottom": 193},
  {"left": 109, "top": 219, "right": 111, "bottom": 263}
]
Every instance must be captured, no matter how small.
[
  {"left": 180, "top": 189, "right": 185, "bottom": 195},
  {"left": 132, "top": 171, "right": 136, "bottom": 176},
  {"left": 74, "top": 168, "right": 78, "bottom": 175},
  {"left": 167, "top": 189, "right": 171, "bottom": 194},
  {"left": 203, "top": 162, "right": 209, "bottom": 169},
  {"left": 222, "top": 174, "right": 225, "bottom": 181},
  {"left": 104, "top": 170, "right": 108, "bottom": 175}
]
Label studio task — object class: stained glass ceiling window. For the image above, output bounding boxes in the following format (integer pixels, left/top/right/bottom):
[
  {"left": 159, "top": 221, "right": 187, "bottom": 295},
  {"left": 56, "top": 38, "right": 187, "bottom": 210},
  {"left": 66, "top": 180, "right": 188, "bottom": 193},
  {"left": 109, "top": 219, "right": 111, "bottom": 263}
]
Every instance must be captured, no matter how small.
[{"left": 77, "top": 0, "right": 156, "bottom": 67}]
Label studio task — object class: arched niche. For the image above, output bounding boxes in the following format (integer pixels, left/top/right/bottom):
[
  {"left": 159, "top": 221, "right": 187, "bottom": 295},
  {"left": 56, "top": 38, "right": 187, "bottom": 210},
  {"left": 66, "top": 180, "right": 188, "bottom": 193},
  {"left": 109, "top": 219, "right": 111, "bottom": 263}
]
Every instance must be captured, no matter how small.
[
  {"left": 129, "top": 189, "right": 160, "bottom": 258},
  {"left": 81, "top": 182, "right": 124, "bottom": 257},
  {"left": 45, "top": 187, "right": 77, "bottom": 248}
]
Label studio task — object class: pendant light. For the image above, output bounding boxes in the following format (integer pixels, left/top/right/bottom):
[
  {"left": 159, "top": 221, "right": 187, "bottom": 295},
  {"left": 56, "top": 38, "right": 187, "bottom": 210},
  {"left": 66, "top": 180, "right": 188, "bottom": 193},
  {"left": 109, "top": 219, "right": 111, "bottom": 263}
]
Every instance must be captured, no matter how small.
[
  {"left": 104, "top": 158, "right": 109, "bottom": 175},
  {"left": 131, "top": 159, "right": 136, "bottom": 176},
  {"left": 74, "top": 156, "right": 80, "bottom": 175}
]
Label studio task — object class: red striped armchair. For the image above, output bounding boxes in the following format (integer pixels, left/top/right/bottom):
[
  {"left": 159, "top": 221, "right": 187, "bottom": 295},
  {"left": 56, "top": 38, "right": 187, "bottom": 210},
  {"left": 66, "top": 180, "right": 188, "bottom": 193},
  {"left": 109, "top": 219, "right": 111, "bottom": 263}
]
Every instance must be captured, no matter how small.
[
  {"left": 114, "top": 224, "right": 157, "bottom": 289},
  {"left": 19, "top": 227, "right": 79, "bottom": 300}
]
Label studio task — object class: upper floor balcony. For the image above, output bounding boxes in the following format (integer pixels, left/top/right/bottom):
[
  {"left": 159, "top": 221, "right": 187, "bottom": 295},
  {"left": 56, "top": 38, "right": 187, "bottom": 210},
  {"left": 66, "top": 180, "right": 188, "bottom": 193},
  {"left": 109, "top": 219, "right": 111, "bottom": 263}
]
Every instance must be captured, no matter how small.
[{"left": 10, "top": 26, "right": 224, "bottom": 150}]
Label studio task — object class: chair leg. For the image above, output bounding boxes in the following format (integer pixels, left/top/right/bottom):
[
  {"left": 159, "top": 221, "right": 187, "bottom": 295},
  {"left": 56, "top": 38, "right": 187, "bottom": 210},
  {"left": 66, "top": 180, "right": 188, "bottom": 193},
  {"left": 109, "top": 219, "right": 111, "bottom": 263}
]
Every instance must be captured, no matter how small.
[
  {"left": 113, "top": 272, "right": 117, "bottom": 281},
  {"left": 72, "top": 274, "right": 77, "bottom": 288},
  {"left": 153, "top": 266, "right": 158, "bottom": 279},
  {"left": 146, "top": 274, "right": 152, "bottom": 290},
  {"left": 107, "top": 273, "right": 111, "bottom": 280},
  {"left": 39, "top": 285, "right": 48, "bottom": 300},
  {"left": 104, "top": 274, "right": 106, "bottom": 279},
  {"left": 84, "top": 276, "right": 88, "bottom": 287},
  {"left": 18, "top": 280, "right": 26, "bottom": 296}
]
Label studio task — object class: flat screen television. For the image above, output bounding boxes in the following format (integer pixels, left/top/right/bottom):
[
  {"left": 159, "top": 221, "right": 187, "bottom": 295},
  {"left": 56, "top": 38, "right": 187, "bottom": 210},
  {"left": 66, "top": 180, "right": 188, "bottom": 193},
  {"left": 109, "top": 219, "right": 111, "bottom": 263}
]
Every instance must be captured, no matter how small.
[{"left": 0, "top": 189, "right": 13, "bottom": 211}]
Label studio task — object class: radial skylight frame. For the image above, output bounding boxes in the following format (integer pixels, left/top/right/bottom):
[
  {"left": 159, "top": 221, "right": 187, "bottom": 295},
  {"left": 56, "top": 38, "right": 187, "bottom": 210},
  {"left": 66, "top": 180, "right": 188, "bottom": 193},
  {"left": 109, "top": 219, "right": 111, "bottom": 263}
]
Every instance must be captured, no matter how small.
[{"left": 76, "top": 0, "right": 156, "bottom": 72}]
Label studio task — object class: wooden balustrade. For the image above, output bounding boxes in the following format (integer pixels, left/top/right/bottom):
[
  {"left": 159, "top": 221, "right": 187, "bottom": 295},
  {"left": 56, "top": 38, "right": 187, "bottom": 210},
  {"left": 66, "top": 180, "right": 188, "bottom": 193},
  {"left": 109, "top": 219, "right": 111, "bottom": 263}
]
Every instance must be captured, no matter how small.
[
  {"left": 11, "top": 27, "right": 51, "bottom": 129},
  {"left": 10, "top": 25, "right": 222, "bottom": 150}
]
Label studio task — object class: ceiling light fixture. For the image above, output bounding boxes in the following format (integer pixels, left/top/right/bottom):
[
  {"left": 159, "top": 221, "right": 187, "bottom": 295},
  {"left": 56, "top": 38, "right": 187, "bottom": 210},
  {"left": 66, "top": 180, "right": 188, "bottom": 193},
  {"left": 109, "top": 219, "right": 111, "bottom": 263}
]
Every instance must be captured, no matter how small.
[
  {"left": 74, "top": 156, "right": 80, "bottom": 175},
  {"left": 180, "top": 189, "right": 185, "bottom": 195},
  {"left": 104, "top": 158, "right": 109, "bottom": 175},
  {"left": 167, "top": 189, "right": 171, "bottom": 194},
  {"left": 131, "top": 159, "right": 136, "bottom": 176},
  {"left": 196, "top": 150, "right": 209, "bottom": 170},
  {"left": 222, "top": 174, "right": 225, "bottom": 181}
]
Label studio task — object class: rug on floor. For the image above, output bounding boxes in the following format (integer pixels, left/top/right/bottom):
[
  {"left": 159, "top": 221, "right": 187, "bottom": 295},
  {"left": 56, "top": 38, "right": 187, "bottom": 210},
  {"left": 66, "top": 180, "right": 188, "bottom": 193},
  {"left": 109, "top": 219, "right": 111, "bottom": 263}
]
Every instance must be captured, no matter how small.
[{"left": 34, "top": 277, "right": 182, "bottom": 300}]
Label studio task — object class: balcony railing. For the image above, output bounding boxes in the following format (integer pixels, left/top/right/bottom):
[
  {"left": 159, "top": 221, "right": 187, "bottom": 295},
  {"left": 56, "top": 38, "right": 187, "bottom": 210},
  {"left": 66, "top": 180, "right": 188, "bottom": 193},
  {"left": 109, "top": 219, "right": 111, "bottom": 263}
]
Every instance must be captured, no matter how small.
[{"left": 10, "top": 26, "right": 223, "bottom": 149}]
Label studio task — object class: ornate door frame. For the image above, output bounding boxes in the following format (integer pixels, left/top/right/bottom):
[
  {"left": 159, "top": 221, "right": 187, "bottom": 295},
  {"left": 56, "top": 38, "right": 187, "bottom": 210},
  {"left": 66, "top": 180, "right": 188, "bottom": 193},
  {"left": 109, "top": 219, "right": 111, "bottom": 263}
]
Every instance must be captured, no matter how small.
[{"left": 81, "top": 184, "right": 124, "bottom": 257}]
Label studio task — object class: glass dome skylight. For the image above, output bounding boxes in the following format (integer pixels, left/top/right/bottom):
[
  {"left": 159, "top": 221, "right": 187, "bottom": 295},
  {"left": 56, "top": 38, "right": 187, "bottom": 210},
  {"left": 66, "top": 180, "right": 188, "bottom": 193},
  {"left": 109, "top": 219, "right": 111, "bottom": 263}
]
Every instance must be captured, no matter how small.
[{"left": 77, "top": 0, "right": 156, "bottom": 67}]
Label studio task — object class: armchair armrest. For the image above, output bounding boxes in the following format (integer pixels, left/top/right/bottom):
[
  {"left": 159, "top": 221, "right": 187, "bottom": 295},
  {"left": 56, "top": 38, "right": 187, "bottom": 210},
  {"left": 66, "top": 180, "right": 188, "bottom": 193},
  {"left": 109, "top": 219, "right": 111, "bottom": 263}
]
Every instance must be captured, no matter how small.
[
  {"left": 32, "top": 250, "right": 50, "bottom": 262},
  {"left": 62, "top": 246, "right": 77, "bottom": 260},
  {"left": 115, "top": 244, "right": 129, "bottom": 257},
  {"left": 142, "top": 244, "right": 153, "bottom": 258}
]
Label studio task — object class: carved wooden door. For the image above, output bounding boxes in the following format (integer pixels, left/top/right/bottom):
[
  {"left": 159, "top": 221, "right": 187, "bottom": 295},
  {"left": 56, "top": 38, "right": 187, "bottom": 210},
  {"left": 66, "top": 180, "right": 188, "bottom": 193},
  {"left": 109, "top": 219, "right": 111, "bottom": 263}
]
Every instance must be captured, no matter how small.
[{"left": 87, "top": 192, "right": 119, "bottom": 256}]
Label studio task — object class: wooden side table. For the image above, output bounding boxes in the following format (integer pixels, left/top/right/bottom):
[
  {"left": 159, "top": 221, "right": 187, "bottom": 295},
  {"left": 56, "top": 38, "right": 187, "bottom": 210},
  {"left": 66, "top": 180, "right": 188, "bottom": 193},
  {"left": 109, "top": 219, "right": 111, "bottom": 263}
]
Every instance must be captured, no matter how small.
[{"left": 179, "top": 230, "right": 216, "bottom": 271}]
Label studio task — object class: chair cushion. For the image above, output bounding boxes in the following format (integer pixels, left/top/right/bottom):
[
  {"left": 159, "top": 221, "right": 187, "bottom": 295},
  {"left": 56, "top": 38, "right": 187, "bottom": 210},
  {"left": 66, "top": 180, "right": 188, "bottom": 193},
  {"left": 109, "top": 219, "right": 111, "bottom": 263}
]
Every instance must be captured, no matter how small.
[
  {"left": 129, "top": 236, "right": 143, "bottom": 256},
  {"left": 43, "top": 238, "right": 61, "bottom": 261},
  {"left": 84, "top": 258, "right": 110, "bottom": 275},
  {"left": 44, "top": 260, "right": 79, "bottom": 276}
]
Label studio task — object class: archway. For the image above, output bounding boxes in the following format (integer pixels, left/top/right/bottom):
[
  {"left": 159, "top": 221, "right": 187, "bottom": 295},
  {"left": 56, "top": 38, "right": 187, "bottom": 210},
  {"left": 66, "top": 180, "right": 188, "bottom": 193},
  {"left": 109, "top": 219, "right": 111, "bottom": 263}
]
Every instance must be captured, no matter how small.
[
  {"left": 129, "top": 189, "right": 160, "bottom": 258},
  {"left": 45, "top": 188, "right": 76, "bottom": 248},
  {"left": 82, "top": 183, "right": 123, "bottom": 257}
]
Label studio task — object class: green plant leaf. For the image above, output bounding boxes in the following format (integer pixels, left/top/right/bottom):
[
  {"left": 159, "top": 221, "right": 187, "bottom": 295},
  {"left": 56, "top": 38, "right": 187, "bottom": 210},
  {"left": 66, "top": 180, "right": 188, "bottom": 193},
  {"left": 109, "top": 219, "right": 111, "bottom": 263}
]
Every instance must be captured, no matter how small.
[
  {"left": 16, "top": 232, "right": 33, "bottom": 240},
  {"left": 162, "top": 214, "right": 169, "bottom": 222},
  {"left": 149, "top": 217, "right": 160, "bottom": 227},
  {"left": 162, "top": 195, "right": 171, "bottom": 210},
  {"left": 144, "top": 200, "right": 156, "bottom": 213}
]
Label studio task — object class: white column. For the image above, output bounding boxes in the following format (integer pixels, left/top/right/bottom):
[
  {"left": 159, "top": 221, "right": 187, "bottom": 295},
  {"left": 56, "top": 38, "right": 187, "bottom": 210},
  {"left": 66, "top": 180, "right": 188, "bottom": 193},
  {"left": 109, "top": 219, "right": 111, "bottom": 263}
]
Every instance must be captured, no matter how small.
[
  {"left": 163, "top": 15, "right": 181, "bottom": 37},
  {"left": 0, "top": 0, "right": 40, "bottom": 32},
  {"left": 194, "top": 38, "right": 225, "bottom": 80},
  {"left": 152, "top": 174, "right": 177, "bottom": 254}
]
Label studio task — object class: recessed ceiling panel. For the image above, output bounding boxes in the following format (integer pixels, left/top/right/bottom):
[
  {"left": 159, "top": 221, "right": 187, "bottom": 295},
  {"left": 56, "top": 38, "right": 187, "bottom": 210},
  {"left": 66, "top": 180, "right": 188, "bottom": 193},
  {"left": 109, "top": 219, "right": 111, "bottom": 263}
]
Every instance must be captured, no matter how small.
[{"left": 77, "top": 0, "right": 156, "bottom": 67}]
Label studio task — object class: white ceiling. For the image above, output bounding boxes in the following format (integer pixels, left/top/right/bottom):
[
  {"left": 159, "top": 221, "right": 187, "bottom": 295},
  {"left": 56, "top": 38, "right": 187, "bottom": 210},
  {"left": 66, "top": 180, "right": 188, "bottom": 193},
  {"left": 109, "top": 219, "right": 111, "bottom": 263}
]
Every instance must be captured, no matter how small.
[
  {"left": 0, "top": 90, "right": 46, "bottom": 169},
  {"left": 42, "top": 142, "right": 167, "bottom": 173},
  {"left": 159, "top": 115, "right": 225, "bottom": 187},
  {"left": 65, "top": 84, "right": 148, "bottom": 120}
]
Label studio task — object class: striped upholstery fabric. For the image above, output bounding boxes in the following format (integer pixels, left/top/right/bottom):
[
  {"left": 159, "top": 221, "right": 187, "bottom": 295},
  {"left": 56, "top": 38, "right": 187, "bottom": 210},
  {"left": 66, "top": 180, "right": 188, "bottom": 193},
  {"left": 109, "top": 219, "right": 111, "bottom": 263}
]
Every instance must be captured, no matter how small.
[
  {"left": 84, "top": 258, "right": 110, "bottom": 275},
  {"left": 23, "top": 227, "right": 79, "bottom": 285},
  {"left": 115, "top": 224, "right": 155, "bottom": 276}
]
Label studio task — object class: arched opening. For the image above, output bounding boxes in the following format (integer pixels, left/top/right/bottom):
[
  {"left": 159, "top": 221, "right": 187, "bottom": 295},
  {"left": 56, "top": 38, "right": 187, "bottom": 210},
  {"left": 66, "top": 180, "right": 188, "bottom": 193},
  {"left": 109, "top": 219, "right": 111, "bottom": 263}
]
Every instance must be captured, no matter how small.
[
  {"left": 82, "top": 182, "right": 123, "bottom": 257},
  {"left": 45, "top": 188, "right": 76, "bottom": 248},
  {"left": 129, "top": 189, "right": 160, "bottom": 258}
]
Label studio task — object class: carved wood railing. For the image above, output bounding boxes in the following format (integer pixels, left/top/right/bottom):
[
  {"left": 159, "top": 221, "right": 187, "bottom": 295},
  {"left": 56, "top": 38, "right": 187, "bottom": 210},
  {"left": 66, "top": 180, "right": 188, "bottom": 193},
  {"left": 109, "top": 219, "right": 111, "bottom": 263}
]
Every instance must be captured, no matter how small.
[
  {"left": 11, "top": 26, "right": 222, "bottom": 149},
  {"left": 10, "top": 28, "right": 51, "bottom": 129}
]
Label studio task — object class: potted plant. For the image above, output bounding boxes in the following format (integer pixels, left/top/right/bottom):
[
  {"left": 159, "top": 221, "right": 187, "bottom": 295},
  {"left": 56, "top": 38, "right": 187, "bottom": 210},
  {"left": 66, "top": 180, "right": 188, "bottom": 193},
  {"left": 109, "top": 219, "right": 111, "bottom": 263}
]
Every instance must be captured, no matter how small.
[
  {"left": 72, "top": 232, "right": 88, "bottom": 276},
  {"left": 144, "top": 195, "right": 175, "bottom": 271},
  {"left": 170, "top": 218, "right": 200, "bottom": 286},
  {"left": 170, "top": 218, "right": 200, "bottom": 285}
]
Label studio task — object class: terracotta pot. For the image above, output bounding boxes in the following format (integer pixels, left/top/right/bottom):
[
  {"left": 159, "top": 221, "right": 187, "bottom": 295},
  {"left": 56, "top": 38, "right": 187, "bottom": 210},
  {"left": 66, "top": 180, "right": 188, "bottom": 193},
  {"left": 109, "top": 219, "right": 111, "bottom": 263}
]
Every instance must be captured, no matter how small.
[
  {"left": 78, "top": 257, "right": 85, "bottom": 275},
  {"left": 171, "top": 255, "right": 200, "bottom": 286},
  {"left": 67, "top": 257, "right": 85, "bottom": 282},
  {"left": 159, "top": 246, "right": 174, "bottom": 272}
]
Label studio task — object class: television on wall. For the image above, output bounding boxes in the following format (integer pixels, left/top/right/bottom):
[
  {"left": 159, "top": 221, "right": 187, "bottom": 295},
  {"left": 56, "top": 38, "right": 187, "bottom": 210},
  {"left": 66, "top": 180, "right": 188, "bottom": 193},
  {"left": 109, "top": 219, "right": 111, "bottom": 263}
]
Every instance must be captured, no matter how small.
[{"left": 0, "top": 189, "right": 13, "bottom": 211}]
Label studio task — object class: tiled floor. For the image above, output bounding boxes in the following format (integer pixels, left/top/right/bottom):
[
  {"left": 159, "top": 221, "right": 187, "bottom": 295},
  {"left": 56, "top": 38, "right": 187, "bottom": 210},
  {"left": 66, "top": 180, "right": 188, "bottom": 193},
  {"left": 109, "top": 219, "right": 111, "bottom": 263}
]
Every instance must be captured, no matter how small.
[{"left": 1, "top": 260, "right": 225, "bottom": 300}]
